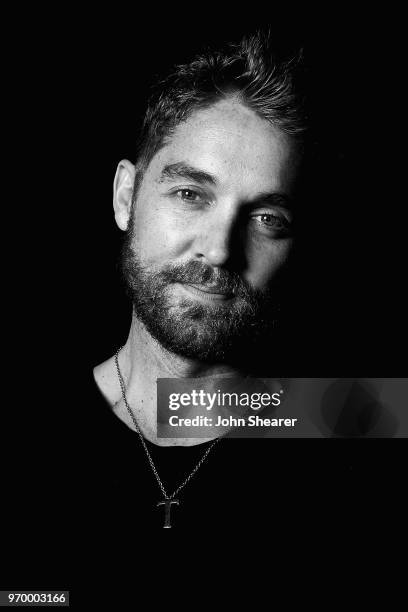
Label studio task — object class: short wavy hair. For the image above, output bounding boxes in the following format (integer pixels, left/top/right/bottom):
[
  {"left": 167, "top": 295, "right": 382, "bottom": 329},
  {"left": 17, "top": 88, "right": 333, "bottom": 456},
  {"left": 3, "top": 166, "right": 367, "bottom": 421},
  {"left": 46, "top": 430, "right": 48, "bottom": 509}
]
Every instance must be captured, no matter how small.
[{"left": 132, "top": 30, "right": 308, "bottom": 204}]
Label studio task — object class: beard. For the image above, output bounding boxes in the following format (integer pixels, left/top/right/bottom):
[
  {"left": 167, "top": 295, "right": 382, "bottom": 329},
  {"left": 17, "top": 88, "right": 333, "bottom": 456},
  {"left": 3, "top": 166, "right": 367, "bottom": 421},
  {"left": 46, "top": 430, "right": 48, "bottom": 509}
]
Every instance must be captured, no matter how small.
[{"left": 120, "top": 234, "right": 282, "bottom": 364}]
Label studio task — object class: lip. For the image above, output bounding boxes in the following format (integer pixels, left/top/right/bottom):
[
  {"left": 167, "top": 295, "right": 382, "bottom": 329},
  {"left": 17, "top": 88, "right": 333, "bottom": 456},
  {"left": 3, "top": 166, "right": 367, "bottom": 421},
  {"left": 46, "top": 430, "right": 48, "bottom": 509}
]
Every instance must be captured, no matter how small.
[{"left": 180, "top": 283, "right": 234, "bottom": 302}]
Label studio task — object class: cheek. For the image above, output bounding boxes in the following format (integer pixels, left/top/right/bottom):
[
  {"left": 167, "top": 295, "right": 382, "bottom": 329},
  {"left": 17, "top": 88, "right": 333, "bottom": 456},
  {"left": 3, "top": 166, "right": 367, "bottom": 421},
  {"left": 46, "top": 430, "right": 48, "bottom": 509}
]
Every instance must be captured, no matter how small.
[
  {"left": 244, "top": 239, "right": 293, "bottom": 288},
  {"left": 132, "top": 201, "right": 192, "bottom": 261}
]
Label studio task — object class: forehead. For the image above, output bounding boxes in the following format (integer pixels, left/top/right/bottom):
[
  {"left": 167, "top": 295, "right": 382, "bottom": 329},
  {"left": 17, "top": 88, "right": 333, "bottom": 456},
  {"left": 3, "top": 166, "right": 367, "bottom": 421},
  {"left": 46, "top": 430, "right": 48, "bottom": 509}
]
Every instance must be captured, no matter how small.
[{"left": 147, "top": 97, "right": 299, "bottom": 194}]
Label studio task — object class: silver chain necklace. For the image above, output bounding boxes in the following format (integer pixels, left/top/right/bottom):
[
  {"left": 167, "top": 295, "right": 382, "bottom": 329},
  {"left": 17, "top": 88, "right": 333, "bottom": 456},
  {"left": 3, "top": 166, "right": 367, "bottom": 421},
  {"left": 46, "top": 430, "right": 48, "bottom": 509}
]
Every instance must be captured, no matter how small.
[{"left": 114, "top": 346, "right": 221, "bottom": 528}]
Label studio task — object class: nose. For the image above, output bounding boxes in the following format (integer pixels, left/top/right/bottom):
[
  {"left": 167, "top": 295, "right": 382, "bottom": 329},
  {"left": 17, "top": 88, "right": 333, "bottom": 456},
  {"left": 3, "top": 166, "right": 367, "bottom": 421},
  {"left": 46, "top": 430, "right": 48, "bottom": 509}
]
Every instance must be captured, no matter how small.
[{"left": 193, "top": 208, "right": 237, "bottom": 267}]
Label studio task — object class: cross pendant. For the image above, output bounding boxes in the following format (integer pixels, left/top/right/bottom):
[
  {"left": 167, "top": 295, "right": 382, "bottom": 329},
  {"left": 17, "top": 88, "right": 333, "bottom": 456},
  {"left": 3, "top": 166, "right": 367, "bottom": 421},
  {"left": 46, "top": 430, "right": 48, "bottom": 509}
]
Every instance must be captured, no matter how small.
[{"left": 157, "top": 498, "right": 179, "bottom": 528}]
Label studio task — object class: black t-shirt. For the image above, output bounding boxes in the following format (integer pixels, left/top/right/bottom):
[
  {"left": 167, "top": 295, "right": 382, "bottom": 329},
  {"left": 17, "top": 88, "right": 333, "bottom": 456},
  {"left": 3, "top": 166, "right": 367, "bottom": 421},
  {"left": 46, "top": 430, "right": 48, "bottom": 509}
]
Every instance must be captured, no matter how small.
[
  {"left": 77, "top": 376, "right": 402, "bottom": 531},
  {"left": 2, "top": 370, "right": 405, "bottom": 590}
]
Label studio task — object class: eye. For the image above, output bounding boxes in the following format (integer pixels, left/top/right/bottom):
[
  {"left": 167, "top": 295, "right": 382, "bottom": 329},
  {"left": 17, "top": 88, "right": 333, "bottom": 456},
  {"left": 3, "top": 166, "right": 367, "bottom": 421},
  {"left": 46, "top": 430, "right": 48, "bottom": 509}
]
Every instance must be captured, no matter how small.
[
  {"left": 176, "top": 189, "right": 202, "bottom": 202},
  {"left": 254, "top": 213, "right": 289, "bottom": 230}
]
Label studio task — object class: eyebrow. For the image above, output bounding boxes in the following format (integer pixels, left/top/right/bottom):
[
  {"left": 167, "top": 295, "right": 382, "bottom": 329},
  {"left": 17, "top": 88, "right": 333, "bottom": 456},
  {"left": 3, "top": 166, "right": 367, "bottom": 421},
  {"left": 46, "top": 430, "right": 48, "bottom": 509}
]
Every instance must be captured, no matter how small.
[
  {"left": 159, "top": 162, "right": 294, "bottom": 209},
  {"left": 250, "top": 192, "right": 294, "bottom": 210},
  {"left": 159, "top": 162, "right": 218, "bottom": 186}
]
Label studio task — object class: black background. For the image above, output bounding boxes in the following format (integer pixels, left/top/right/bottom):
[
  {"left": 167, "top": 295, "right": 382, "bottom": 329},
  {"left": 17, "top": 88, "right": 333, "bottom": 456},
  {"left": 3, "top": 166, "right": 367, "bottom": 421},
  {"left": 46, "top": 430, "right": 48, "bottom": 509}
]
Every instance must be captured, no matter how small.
[{"left": 2, "top": 6, "right": 406, "bottom": 596}]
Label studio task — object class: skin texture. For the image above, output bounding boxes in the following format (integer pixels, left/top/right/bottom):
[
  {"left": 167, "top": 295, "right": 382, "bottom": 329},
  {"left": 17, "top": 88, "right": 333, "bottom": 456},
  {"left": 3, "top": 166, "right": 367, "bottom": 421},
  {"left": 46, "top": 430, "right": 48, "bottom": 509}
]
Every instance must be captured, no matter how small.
[
  {"left": 121, "top": 98, "right": 297, "bottom": 290},
  {"left": 94, "top": 97, "right": 300, "bottom": 446}
]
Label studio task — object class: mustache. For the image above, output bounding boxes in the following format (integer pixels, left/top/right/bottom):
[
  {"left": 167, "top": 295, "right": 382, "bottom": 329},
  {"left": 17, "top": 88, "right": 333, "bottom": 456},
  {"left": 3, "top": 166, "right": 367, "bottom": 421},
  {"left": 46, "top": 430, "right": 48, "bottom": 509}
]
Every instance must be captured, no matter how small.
[{"left": 157, "top": 261, "right": 256, "bottom": 298}]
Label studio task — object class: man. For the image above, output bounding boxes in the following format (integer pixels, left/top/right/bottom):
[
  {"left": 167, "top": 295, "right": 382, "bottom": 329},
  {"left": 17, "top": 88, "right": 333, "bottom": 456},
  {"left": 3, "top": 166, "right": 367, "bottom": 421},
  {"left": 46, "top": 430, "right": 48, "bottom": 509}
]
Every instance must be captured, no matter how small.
[
  {"left": 94, "top": 31, "right": 305, "bottom": 434},
  {"left": 91, "top": 31, "right": 311, "bottom": 527}
]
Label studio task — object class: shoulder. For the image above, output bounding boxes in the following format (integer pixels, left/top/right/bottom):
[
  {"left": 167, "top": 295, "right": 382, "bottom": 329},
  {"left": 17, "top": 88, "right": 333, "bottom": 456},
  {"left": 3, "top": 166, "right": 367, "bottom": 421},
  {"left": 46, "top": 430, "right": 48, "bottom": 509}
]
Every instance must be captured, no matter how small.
[{"left": 93, "top": 356, "right": 120, "bottom": 407}]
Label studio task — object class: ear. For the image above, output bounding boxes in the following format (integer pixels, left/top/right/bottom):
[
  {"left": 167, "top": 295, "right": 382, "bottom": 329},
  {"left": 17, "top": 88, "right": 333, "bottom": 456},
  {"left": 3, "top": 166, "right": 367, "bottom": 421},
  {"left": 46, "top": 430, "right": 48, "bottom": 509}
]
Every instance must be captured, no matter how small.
[{"left": 113, "top": 159, "right": 136, "bottom": 231}]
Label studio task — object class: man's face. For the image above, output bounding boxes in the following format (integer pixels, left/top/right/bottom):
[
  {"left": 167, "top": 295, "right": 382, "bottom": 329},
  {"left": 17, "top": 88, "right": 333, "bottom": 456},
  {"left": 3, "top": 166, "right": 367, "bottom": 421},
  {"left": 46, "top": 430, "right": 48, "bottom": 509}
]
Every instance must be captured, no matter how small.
[{"left": 120, "top": 97, "right": 300, "bottom": 362}]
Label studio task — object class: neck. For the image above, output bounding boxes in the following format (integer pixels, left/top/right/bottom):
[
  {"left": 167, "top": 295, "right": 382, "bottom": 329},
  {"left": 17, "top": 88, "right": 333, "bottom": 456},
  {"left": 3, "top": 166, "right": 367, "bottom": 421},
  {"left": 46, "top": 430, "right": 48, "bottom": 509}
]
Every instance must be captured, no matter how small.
[{"left": 113, "top": 315, "right": 246, "bottom": 446}]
